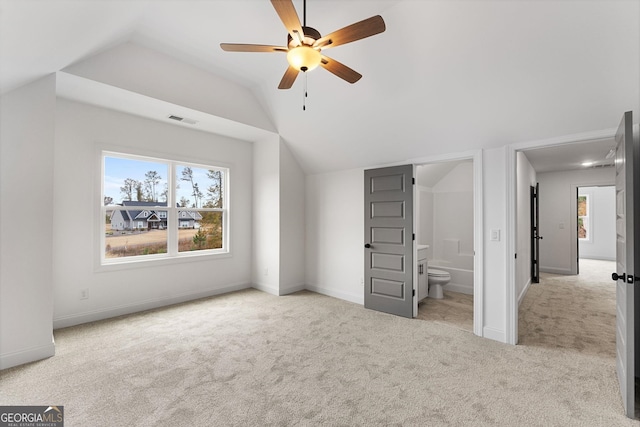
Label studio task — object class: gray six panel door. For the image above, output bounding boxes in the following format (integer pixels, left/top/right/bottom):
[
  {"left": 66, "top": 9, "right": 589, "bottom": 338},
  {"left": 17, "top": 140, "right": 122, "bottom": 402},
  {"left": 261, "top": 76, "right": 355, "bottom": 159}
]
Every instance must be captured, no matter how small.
[
  {"left": 364, "top": 165, "right": 414, "bottom": 318},
  {"left": 614, "top": 111, "right": 639, "bottom": 418}
]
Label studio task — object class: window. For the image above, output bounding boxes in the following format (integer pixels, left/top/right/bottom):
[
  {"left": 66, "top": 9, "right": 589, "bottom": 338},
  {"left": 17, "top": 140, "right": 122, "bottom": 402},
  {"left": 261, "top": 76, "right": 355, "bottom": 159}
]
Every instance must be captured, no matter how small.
[
  {"left": 578, "top": 194, "right": 590, "bottom": 240},
  {"left": 102, "top": 151, "right": 228, "bottom": 264}
]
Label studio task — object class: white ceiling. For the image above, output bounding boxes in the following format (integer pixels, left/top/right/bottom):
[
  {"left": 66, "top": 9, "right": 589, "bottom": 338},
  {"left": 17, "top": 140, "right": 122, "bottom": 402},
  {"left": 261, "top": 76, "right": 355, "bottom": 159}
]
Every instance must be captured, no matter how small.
[{"left": 1, "top": 0, "right": 638, "bottom": 174}]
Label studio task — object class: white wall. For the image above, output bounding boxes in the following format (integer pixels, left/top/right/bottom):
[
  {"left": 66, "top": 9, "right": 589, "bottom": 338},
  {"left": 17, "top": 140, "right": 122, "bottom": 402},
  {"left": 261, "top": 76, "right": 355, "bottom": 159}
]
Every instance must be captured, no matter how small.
[
  {"left": 252, "top": 136, "right": 281, "bottom": 294},
  {"left": 252, "top": 137, "right": 306, "bottom": 296},
  {"left": 0, "top": 75, "right": 56, "bottom": 369},
  {"left": 305, "top": 149, "right": 506, "bottom": 343},
  {"left": 432, "top": 162, "right": 474, "bottom": 266},
  {"left": 52, "top": 98, "right": 253, "bottom": 327},
  {"left": 417, "top": 187, "right": 434, "bottom": 259},
  {"left": 305, "top": 168, "right": 364, "bottom": 304},
  {"left": 279, "top": 141, "right": 305, "bottom": 294},
  {"left": 537, "top": 167, "right": 615, "bottom": 274},
  {"left": 482, "top": 147, "right": 507, "bottom": 342},
  {"left": 516, "top": 152, "right": 536, "bottom": 304},
  {"left": 578, "top": 185, "right": 616, "bottom": 260},
  {"left": 63, "top": 43, "right": 275, "bottom": 134}
]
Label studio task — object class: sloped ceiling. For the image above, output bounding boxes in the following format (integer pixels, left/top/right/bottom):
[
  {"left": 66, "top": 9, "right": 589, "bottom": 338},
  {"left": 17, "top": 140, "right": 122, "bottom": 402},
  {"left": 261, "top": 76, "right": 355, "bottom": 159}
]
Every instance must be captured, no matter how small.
[{"left": 1, "top": 0, "right": 638, "bottom": 174}]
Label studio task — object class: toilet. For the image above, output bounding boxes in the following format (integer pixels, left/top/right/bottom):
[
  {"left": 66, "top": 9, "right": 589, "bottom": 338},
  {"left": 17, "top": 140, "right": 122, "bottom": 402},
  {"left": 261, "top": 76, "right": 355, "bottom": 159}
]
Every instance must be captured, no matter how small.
[{"left": 428, "top": 268, "right": 451, "bottom": 299}]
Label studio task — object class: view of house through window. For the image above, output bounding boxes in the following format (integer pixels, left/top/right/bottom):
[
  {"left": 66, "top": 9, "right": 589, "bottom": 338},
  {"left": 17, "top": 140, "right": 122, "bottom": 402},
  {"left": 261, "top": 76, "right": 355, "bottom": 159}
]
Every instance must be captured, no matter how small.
[
  {"left": 102, "top": 152, "right": 227, "bottom": 263},
  {"left": 578, "top": 194, "right": 589, "bottom": 240}
]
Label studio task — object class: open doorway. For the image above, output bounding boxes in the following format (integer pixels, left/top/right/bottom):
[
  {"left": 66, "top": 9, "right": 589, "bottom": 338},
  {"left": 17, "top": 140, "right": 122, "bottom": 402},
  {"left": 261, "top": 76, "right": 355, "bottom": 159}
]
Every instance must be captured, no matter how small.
[
  {"left": 512, "top": 138, "right": 617, "bottom": 353},
  {"left": 414, "top": 159, "right": 475, "bottom": 332}
]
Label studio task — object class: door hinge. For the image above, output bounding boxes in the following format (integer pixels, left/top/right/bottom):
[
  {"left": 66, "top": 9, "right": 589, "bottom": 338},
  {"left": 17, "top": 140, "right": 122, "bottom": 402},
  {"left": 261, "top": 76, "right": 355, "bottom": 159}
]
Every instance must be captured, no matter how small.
[
  {"left": 412, "top": 177, "right": 415, "bottom": 185},
  {"left": 413, "top": 233, "right": 415, "bottom": 241},
  {"left": 413, "top": 289, "right": 416, "bottom": 296}
]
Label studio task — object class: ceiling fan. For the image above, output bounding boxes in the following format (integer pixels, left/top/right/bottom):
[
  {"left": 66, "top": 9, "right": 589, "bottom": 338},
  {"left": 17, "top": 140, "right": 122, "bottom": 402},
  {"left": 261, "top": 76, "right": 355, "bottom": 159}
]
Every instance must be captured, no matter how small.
[{"left": 220, "top": 0, "right": 386, "bottom": 89}]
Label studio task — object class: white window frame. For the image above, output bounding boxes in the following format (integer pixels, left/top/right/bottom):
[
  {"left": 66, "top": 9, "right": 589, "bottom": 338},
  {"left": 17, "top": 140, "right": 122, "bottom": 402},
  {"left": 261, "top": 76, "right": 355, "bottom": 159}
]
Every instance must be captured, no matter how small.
[
  {"left": 578, "top": 193, "right": 591, "bottom": 242},
  {"left": 100, "top": 150, "right": 229, "bottom": 266}
]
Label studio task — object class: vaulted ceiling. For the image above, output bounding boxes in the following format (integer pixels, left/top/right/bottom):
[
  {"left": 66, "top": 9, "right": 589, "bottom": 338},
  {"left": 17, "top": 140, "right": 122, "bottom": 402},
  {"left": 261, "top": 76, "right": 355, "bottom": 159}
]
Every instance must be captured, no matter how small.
[{"left": 1, "top": 0, "right": 638, "bottom": 174}]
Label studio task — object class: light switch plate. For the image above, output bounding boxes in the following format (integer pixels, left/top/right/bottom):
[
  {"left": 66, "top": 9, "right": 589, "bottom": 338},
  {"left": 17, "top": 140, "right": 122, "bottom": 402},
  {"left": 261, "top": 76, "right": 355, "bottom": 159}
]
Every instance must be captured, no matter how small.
[{"left": 490, "top": 229, "right": 500, "bottom": 241}]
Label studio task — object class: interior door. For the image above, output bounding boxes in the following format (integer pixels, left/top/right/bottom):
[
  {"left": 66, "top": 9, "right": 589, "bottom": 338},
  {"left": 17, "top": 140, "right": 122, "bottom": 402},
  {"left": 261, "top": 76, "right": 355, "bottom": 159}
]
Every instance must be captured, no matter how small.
[
  {"left": 530, "top": 183, "right": 541, "bottom": 283},
  {"left": 613, "top": 110, "right": 638, "bottom": 418},
  {"left": 364, "top": 164, "right": 414, "bottom": 318}
]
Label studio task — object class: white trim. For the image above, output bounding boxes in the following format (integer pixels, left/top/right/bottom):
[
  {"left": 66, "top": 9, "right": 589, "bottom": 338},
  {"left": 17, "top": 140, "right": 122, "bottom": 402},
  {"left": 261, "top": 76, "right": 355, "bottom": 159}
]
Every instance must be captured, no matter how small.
[
  {"left": 483, "top": 326, "right": 506, "bottom": 342},
  {"left": 577, "top": 192, "right": 592, "bottom": 243},
  {"left": 0, "top": 341, "right": 55, "bottom": 370},
  {"left": 279, "top": 283, "right": 306, "bottom": 296},
  {"left": 411, "top": 149, "right": 484, "bottom": 337},
  {"left": 53, "top": 282, "right": 251, "bottom": 329},
  {"left": 305, "top": 284, "right": 364, "bottom": 305},
  {"left": 518, "top": 278, "right": 532, "bottom": 306},
  {"left": 99, "top": 149, "right": 229, "bottom": 267},
  {"left": 539, "top": 267, "right": 573, "bottom": 275},
  {"left": 473, "top": 150, "right": 484, "bottom": 338},
  {"left": 506, "top": 143, "right": 517, "bottom": 344},
  {"left": 506, "top": 127, "right": 617, "bottom": 346},
  {"left": 251, "top": 283, "right": 279, "bottom": 296}
]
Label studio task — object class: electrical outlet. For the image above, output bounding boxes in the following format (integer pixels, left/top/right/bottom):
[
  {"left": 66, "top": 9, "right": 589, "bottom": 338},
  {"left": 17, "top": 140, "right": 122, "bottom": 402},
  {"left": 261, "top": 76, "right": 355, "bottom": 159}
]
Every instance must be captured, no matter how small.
[
  {"left": 360, "top": 277, "right": 364, "bottom": 286},
  {"left": 80, "top": 289, "right": 89, "bottom": 300}
]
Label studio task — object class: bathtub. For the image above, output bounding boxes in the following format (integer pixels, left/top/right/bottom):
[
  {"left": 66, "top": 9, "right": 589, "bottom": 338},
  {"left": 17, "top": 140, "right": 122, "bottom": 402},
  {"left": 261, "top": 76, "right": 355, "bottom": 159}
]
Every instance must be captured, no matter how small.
[{"left": 428, "top": 260, "right": 474, "bottom": 295}]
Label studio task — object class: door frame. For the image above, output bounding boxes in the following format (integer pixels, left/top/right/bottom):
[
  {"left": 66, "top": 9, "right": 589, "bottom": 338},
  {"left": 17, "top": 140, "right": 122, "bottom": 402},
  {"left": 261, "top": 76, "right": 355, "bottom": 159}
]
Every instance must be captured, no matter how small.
[
  {"left": 411, "top": 150, "right": 484, "bottom": 337},
  {"left": 506, "top": 128, "right": 618, "bottom": 345},
  {"left": 530, "top": 183, "right": 540, "bottom": 283}
]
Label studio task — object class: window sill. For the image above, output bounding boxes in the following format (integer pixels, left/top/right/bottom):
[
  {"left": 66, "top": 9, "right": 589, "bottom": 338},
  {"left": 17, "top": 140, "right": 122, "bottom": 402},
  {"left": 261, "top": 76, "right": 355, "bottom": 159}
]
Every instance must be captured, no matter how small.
[{"left": 95, "top": 250, "right": 232, "bottom": 273}]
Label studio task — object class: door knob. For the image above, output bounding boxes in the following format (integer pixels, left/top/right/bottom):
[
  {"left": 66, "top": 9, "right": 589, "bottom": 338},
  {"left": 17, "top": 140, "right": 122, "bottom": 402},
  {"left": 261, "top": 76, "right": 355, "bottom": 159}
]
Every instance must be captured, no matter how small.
[
  {"left": 364, "top": 243, "right": 371, "bottom": 248},
  {"left": 612, "top": 272, "right": 626, "bottom": 281}
]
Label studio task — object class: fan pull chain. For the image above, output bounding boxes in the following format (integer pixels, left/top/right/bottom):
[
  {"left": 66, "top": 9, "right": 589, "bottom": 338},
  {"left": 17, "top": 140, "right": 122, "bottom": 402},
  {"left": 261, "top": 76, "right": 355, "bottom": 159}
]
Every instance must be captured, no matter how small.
[{"left": 303, "top": 72, "right": 308, "bottom": 111}]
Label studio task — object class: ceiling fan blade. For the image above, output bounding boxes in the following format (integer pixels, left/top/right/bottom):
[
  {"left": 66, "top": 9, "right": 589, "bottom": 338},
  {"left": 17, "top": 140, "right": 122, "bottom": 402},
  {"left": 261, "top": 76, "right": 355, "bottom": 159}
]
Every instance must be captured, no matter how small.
[
  {"left": 320, "top": 55, "right": 362, "bottom": 84},
  {"left": 278, "top": 65, "right": 299, "bottom": 89},
  {"left": 314, "top": 15, "right": 386, "bottom": 50},
  {"left": 271, "top": 0, "right": 304, "bottom": 46},
  {"left": 220, "top": 43, "right": 287, "bottom": 53}
]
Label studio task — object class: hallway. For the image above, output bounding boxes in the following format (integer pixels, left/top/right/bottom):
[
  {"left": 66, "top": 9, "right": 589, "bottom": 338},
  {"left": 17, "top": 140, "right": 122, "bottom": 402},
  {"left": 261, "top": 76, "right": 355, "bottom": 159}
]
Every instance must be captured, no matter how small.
[{"left": 518, "top": 259, "right": 616, "bottom": 357}]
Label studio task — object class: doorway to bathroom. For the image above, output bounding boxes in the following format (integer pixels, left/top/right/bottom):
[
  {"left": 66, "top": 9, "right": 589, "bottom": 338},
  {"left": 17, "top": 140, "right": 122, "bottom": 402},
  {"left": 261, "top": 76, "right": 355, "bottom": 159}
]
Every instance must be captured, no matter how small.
[{"left": 414, "top": 158, "right": 477, "bottom": 333}]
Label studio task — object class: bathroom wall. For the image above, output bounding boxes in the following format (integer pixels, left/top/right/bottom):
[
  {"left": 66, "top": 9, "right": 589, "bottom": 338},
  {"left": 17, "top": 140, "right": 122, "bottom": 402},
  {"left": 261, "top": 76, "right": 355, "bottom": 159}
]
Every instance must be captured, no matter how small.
[
  {"left": 417, "top": 188, "right": 434, "bottom": 259},
  {"left": 432, "top": 162, "right": 474, "bottom": 265},
  {"left": 417, "top": 161, "right": 474, "bottom": 294}
]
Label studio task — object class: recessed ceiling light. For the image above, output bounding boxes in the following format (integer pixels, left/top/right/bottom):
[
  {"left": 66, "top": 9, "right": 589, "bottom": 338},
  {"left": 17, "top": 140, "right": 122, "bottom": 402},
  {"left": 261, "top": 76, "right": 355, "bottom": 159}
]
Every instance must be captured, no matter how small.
[{"left": 581, "top": 161, "right": 594, "bottom": 167}]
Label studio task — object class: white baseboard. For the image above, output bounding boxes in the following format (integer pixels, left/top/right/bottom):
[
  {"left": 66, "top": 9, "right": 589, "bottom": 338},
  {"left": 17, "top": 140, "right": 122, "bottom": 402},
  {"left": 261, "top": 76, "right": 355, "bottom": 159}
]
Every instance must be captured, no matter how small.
[
  {"left": 483, "top": 326, "right": 507, "bottom": 343},
  {"left": 53, "top": 282, "right": 251, "bottom": 329},
  {"left": 279, "top": 284, "right": 306, "bottom": 295},
  {"left": 251, "top": 283, "right": 279, "bottom": 296},
  {"left": 580, "top": 256, "right": 616, "bottom": 261},
  {"left": 517, "top": 278, "right": 532, "bottom": 306},
  {"left": 0, "top": 341, "right": 55, "bottom": 370},
  {"left": 539, "top": 267, "right": 572, "bottom": 275},
  {"left": 305, "top": 285, "right": 364, "bottom": 305},
  {"left": 447, "top": 283, "right": 473, "bottom": 295}
]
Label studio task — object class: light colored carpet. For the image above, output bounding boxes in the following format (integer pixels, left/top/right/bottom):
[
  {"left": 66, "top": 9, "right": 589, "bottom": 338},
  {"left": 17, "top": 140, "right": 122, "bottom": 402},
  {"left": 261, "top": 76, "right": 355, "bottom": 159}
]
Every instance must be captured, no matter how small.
[
  {"left": 519, "top": 258, "right": 617, "bottom": 358},
  {"left": 1, "top": 285, "right": 637, "bottom": 426}
]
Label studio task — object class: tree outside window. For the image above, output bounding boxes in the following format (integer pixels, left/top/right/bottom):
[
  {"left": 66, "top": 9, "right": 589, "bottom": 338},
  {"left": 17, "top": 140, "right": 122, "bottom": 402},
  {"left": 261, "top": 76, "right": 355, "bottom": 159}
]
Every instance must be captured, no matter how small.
[
  {"left": 102, "top": 151, "right": 228, "bottom": 263},
  {"left": 578, "top": 195, "right": 589, "bottom": 240}
]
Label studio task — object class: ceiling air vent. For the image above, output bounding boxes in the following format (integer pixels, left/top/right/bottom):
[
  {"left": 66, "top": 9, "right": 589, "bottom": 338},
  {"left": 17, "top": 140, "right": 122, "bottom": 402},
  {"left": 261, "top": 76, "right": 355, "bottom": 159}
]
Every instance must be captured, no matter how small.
[{"left": 167, "top": 115, "right": 198, "bottom": 125}]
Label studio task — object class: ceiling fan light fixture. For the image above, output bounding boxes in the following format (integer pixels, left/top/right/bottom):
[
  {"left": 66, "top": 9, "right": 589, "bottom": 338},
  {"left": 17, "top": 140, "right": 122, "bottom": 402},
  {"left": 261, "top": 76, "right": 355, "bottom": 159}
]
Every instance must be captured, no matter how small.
[{"left": 287, "top": 45, "right": 321, "bottom": 71}]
